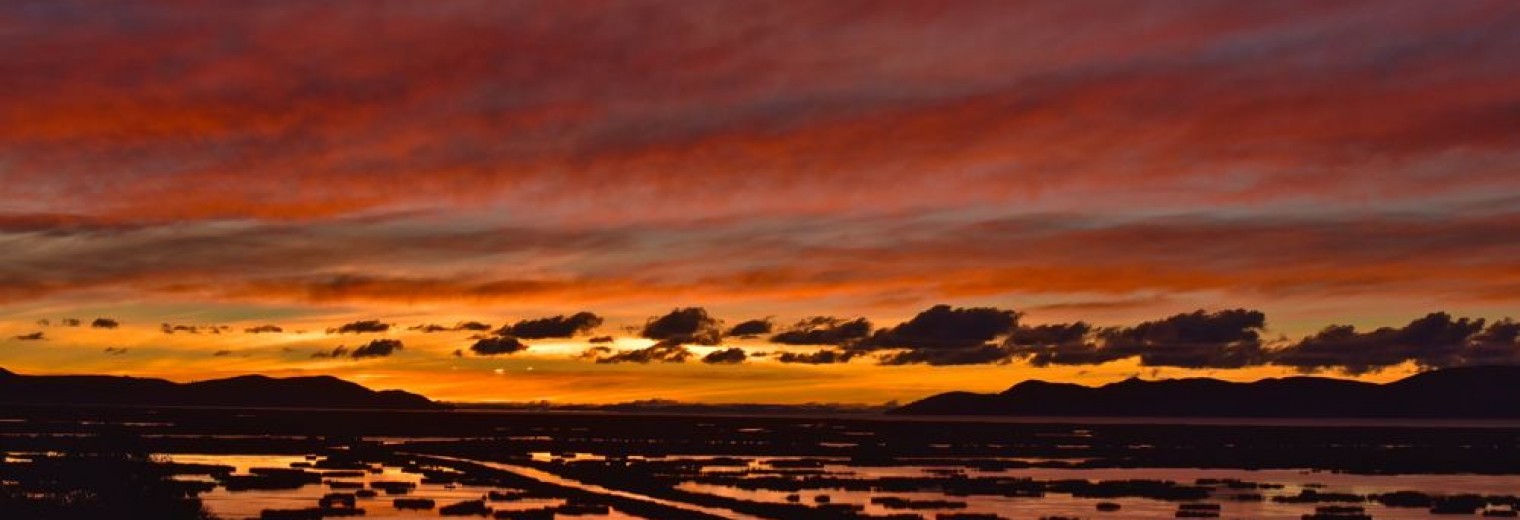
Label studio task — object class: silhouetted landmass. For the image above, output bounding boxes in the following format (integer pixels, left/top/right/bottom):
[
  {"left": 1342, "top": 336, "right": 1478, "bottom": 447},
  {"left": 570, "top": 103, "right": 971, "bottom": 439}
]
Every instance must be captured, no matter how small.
[
  {"left": 0, "top": 432, "right": 215, "bottom": 520},
  {"left": 0, "top": 368, "right": 441, "bottom": 410},
  {"left": 893, "top": 366, "right": 1520, "bottom": 418},
  {"left": 458, "top": 399, "right": 891, "bottom": 416}
]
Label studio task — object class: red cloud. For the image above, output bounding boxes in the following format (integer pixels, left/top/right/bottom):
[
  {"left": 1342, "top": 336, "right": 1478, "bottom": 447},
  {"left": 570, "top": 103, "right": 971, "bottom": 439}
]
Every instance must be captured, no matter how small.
[{"left": 0, "top": 1, "right": 1516, "bottom": 226}]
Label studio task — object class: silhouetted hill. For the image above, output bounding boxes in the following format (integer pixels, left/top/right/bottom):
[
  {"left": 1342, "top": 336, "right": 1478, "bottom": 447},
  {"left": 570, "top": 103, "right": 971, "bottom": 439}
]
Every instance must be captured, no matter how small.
[
  {"left": 0, "top": 369, "right": 442, "bottom": 410},
  {"left": 455, "top": 399, "right": 892, "bottom": 416},
  {"left": 892, "top": 366, "right": 1520, "bottom": 418}
]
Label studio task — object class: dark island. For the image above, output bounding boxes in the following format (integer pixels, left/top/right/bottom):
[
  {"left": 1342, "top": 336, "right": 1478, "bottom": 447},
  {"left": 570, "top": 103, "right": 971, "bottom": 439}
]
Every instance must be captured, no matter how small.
[
  {"left": 0, "top": 367, "right": 442, "bottom": 410},
  {"left": 892, "top": 365, "right": 1520, "bottom": 418}
]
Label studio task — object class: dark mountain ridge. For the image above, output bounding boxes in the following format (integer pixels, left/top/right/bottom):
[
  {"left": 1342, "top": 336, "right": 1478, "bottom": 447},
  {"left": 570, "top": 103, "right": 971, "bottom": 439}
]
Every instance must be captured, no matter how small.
[
  {"left": 0, "top": 368, "right": 442, "bottom": 410},
  {"left": 892, "top": 365, "right": 1520, "bottom": 418}
]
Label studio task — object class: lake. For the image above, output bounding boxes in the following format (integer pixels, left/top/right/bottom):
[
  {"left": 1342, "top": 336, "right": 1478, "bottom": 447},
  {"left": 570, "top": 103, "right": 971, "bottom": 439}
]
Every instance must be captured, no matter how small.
[{"left": 4, "top": 406, "right": 1519, "bottom": 519}]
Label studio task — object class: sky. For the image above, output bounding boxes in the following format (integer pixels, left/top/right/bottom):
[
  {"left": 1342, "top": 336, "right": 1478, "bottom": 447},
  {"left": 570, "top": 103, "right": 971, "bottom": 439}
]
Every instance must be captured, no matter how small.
[{"left": 1, "top": 1, "right": 1518, "bottom": 404}]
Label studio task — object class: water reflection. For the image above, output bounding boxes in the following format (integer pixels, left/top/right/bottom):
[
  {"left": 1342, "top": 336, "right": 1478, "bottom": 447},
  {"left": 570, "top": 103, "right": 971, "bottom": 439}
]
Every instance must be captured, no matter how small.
[
  {"left": 8, "top": 407, "right": 1520, "bottom": 519},
  {"left": 161, "top": 454, "right": 642, "bottom": 520},
  {"left": 528, "top": 453, "right": 1520, "bottom": 519}
]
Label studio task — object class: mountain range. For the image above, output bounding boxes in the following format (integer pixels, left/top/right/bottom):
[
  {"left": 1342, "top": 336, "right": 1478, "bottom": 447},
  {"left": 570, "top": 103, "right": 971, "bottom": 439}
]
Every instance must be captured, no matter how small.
[
  {"left": 892, "top": 365, "right": 1520, "bottom": 418},
  {"left": 7, "top": 365, "right": 1517, "bottom": 417},
  {"left": 0, "top": 367, "right": 441, "bottom": 410}
]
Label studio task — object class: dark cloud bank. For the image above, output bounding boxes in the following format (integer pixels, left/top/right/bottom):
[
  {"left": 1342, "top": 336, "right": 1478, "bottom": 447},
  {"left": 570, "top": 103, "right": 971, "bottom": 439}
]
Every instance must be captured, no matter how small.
[
  {"left": 461, "top": 312, "right": 604, "bottom": 357},
  {"left": 726, "top": 319, "right": 773, "bottom": 338},
  {"left": 471, "top": 336, "right": 528, "bottom": 356},
  {"left": 161, "top": 323, "right": 233, "bottom": 334},
  {"left": 595, "top": 341, "right": 694, "bottom": 364},
  {"left": 770, "top": 317, "right": 873, "bottom": 346},
  {"left": 702, "top": 347, "right": 747, "bottom": 365},
  {"left": 328, "top": 320, "right": 391, "bottom": 334},
  {"left": 970, "top": 307, "right": 1516, "bottom": 374},
  {"left": 411, "top": 321, "right": 493, "bottom": 333},
  {"left": 500, "top": 312, "right": 603, "bottom": 339},
  {"left": 313, "top": 339, "right": 404, "bottom": 360},
  {"left": 255, "top": 306, "right": 1520, "bottom": 374},
  {"left": 589, "top": 305, "right": 1520, "bottom": 373},
  {"left": 641, "top": 307, "right": 723, "bottom": 345},
  {"left": 581, "top": 307, "right": 726, "bottom": 364}
]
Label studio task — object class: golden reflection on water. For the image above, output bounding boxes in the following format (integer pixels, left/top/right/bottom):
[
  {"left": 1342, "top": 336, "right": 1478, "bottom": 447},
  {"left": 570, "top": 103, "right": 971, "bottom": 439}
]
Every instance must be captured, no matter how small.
[
  {"left": 157, "top": 453, "right": 1520, "bottom": 520},
  {"left": 161, "top": 454, "right": 640, "bottom": 520}
]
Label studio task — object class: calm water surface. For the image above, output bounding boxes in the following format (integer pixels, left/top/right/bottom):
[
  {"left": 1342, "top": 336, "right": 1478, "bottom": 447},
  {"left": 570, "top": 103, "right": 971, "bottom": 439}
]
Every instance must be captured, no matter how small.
[
  {"left": 161, "top": 452, "right": 1520, "bottom": 519},
  {"left": 163, "top": 454, "right": 643, "bottom": 520}
]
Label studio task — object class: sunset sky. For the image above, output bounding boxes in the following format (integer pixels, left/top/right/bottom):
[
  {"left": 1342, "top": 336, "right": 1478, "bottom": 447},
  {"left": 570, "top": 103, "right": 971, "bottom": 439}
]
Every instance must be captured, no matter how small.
[{"left": 2, "top": 1, "right": 1518, "bottom": 404}]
